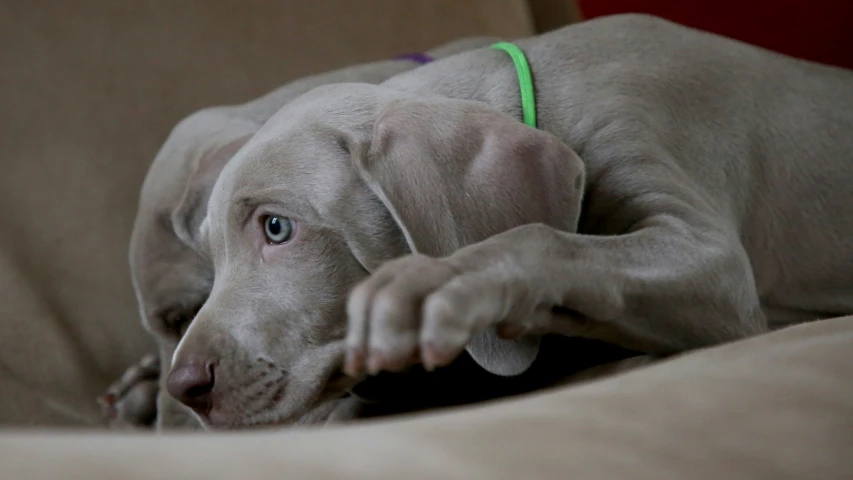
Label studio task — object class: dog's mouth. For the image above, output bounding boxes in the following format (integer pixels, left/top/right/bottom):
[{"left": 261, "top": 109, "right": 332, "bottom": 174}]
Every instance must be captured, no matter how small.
[
  {"left": 196, "top": 394, "right": 361, "bottom": 430},
  {"left": 195, "top": 365, "right": 369, "bottom": 430},
  {"left": 195, "top": 360, "right": 497, "bottom": 430}
]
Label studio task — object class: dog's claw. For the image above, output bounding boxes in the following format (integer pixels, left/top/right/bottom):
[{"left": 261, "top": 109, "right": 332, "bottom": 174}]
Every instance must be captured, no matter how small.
[
  {"left": 99, "top": 353, "right": 161, "bottom": 429},
  {"left": 496, "top": 323, "right": 526, "bottom": 340},
  {"left": 344, "top": 349, "right": 366, "bottom": 377},
  {"left": 366, "top": 355, "right": 381, "bottom": 376},
  {"left": 420, "top": 342, "right": 458, "bottom": 371}
]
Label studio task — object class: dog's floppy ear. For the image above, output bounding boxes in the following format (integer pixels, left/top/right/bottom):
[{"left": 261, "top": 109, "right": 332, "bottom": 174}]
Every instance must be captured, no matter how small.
[
  {"left": 171, "top": 134, "right": 252, "bottom": 250},
  {"left": 354, "top": 98, "right": 586, "bottom": 376}
]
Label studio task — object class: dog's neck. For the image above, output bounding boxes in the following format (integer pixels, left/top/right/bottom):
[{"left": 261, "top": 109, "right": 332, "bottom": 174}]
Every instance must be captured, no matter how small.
[{"left": 380, "top": 35, "right": 584, "bottom": 150}]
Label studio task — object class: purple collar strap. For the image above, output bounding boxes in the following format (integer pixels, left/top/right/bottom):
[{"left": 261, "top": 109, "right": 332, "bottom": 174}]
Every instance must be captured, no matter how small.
[{"left": 393, "top": 52, "right": 434, "bottom": 65}]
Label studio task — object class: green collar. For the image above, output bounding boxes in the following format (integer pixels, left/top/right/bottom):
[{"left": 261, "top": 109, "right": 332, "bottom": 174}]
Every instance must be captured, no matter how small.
[{"left": 491, "top": 41, "right": 537, "bottom": 129}]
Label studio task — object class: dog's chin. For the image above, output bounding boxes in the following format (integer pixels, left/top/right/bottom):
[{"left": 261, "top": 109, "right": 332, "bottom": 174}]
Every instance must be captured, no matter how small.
[{"left": 196, "top": 395, "right": 364, "bottom": 431}]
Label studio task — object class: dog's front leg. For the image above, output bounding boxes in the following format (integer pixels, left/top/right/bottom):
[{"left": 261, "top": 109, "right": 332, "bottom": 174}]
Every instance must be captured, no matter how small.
[
  {"left": 464, "top": 221, "right": 768, "bottom": 353},
  {"left": 345, "top": 217, "right": 768, "bottom": 375}
]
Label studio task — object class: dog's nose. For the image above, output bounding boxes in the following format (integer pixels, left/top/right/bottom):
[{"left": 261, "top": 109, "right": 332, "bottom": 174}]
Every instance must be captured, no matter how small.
[{"left": 166, "top": 361, "right": 215, "bottom": 413}]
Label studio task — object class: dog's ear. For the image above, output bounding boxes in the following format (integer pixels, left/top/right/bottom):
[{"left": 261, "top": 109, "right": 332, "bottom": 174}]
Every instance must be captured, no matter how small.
[
  {"left": 353, "top": 98, "right": 586, "bottom": 376},
  {"left": 171, "top": 134, "right": 252, "bottom": 250}
]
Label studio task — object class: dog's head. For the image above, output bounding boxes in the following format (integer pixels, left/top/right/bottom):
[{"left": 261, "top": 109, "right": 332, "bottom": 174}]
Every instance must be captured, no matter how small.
[
  {"left": 169, "top": 83, "right": 586, "bottom": 429},
  {"left": 128, "top": 38, "right": 505, "bottom": 430}
]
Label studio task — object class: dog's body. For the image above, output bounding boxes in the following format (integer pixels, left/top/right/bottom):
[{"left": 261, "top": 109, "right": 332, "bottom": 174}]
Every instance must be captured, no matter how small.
[
  {"left": 171, "top": 14, "right": 853, "bottom": 429},
  {"left": 112, "top": 37, "right": 500, "bottom": 430},
  {"left": 351, "top": 14, "right": 853, "bottom": 352}
]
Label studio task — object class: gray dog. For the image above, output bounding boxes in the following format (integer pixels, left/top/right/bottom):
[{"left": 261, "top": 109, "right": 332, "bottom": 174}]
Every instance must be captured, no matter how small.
[
  {"left": 172, "top": 14, "right": 853, "bottom": 429},
  {"left": 104, "top": 37, "right": 500, "bottom": 429}
]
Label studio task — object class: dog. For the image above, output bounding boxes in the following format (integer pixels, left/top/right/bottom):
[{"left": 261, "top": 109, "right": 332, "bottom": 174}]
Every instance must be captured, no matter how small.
[
  {"left": 172, "top": 13, "right": 853, "bottom": 429},
  {"left": 104, "top": 37, "right": 500, "bottom": 430}
]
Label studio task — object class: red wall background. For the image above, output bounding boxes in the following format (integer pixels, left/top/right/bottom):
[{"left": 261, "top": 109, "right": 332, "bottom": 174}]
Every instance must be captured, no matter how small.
[{"left": 576, "top": 0, "right": 853, "bottom": 70}]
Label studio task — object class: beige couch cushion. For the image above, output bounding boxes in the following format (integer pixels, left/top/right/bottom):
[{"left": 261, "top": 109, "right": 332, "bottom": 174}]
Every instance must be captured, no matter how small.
[
  {"left": 0, "top": 0, "right": 534, "bottom": 427},
  {"left": 1, "top": 316, "right": 851, "bottom": 479}
]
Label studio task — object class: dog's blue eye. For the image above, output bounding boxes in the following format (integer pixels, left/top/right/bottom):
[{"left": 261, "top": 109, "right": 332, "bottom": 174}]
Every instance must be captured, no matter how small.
[{"left": 262, "top": 215, "right": 294, "bottom": 244}]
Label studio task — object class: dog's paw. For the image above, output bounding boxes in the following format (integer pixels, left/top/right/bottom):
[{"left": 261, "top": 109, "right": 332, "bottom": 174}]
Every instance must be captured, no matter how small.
[
  {"left": 98, "top": 353, "right": 160, "bottom": 429},
  {"left": 344, "top": 253, "right": 540, "bottom": 376}
]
